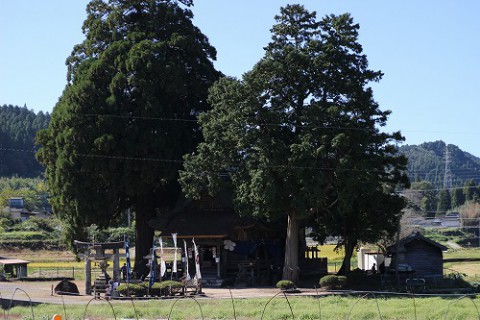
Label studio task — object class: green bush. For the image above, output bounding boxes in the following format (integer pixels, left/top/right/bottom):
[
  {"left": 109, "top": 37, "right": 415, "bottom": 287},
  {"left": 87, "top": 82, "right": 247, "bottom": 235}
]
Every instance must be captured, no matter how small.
[
  {"left": 115, "top": 281, "right": 184, "bottom": 297},
  {"left": 116, "top": 283, "right": 147, "bottom": 297},
  {"left": 158, "top": 280, "right": 184, "bottom": 296},
  {"left": 276, "top": 280, "right": 295, "bottom": 290},
  {"left": 319, "top": 275, "right": 347, "bottom": 289},
  {"left": 0, "top": 217, "right": 14, "bottom": 230},
  {"left": 106, "top": 226, "right": 135, "bottom": 242},
  {"left": 147, "top": 282, "right": 162, "bottom": 296},
  {"left": 0, "top": 231, "right": 47, "bottom": 240},
  {"left": 17, "top": 216, "right": 58, "bottom": 232}
]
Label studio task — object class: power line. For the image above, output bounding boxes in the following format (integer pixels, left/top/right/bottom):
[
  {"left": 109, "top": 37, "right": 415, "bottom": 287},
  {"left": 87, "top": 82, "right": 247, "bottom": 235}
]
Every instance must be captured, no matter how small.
[
  {"left": 72, "top": 112, "right": 381, "bottom": 132},
  {"left": 77, "top": 153, "right": 183, "bottom": 163}
]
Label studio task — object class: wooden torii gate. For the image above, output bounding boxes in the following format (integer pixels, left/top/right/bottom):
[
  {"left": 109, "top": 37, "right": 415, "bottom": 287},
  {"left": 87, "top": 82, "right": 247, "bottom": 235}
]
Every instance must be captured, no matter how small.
[{"left": 74, "top": 240, "right": 125, "bottom": 295}]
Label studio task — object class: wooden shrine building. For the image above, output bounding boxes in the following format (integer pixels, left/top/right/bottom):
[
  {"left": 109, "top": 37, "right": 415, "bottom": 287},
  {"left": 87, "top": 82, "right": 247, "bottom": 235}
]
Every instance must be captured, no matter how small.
[{"left": 150, "top": 195, "right": 284, "bottom": 287}]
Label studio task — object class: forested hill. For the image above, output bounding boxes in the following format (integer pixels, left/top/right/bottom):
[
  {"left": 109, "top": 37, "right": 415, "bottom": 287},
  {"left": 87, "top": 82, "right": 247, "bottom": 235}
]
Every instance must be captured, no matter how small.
[
  {"left": 399, "top": 140, "right": 480, "bottom": 188},
  {"left": 0, "top": 104, "right": 50, "bottom": 177}
]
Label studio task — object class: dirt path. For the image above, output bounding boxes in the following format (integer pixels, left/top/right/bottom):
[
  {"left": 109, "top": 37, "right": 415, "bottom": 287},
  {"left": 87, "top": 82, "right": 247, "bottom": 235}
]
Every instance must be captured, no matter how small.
[{"left": 0, "top": 280, "right": 321, "bottom": 306}]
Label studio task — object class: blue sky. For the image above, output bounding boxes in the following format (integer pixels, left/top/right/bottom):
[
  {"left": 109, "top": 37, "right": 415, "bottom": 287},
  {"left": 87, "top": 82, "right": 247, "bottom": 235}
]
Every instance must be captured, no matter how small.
[{"left": 1, "top": 1, "right": 479, "bottom": 155}]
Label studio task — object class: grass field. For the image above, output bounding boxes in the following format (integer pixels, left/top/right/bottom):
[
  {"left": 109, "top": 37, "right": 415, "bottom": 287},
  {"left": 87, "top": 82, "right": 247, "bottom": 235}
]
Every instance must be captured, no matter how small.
[{"left": 6, "top": 294, "right": 480, "bottom": 320}]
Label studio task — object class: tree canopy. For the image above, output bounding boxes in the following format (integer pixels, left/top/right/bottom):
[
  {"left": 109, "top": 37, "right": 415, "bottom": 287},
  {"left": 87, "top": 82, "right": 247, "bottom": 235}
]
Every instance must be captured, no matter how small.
[
  {"left": 36, "top": 0, "right": 220, "bottom": 274},
  {"left": 0, "top": 104, "right": 50, "bottom": 177},
  {"left": 180, "top": 5, "right": 408, "bottom": 281}
]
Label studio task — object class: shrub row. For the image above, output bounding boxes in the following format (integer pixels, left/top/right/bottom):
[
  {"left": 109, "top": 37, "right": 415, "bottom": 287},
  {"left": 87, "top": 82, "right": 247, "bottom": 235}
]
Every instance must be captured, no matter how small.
[
  {"left": 0, "top": 240, "right": 65, "bottom": 250},
  {"left": 116, "top": 280, "right": 184, "bottom": 297},
  {"left": 0, "top": 231, "right": 50, "bottom": 240}
]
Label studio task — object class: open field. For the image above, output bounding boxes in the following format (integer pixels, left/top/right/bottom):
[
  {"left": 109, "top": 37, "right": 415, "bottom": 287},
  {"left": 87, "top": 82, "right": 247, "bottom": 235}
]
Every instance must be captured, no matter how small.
[
  {"left": 2, "top": 284, "right": 480, "bottom": 320},
  {"left": 1, "top": 248, "right": 480, "bottom": 318},
  {"left": 3, "top": 245, "right": 480, "bottom": 281}
]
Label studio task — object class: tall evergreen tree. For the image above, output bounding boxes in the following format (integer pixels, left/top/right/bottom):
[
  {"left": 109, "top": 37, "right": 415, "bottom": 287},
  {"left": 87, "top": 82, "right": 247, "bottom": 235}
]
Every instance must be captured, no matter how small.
[
  {"left": 180, "top": 6, "right": 408, "bottom": 280},
  {"left": 36, "top": 0, "right": 219, "bottom": 275},
  {"left": 307, "top": 13, "right": 409, "bottom": 274},
  {"left": 407, "top": 180, "right": 437, "bottom": 216},
  {"left": 464, "top": 179, "right": 480, "bottom": 202},
  {"left": 437, "top": 189, "right": 451, "bottom": 215},
  {"left": 451, "top": 187, "right": 465, "bottom": 209}
]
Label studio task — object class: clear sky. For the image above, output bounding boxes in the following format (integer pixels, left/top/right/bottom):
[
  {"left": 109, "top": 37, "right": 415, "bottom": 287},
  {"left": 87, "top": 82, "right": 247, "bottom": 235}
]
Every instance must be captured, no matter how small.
[{"left": 1, "top": 1, "right": 479, "bottom": 155}]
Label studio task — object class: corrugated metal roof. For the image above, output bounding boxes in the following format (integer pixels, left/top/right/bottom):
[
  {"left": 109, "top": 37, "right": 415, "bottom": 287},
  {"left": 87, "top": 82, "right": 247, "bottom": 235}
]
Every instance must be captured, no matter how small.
[{"left": 0, "top": 259, "right": 30, "bottom": 265}]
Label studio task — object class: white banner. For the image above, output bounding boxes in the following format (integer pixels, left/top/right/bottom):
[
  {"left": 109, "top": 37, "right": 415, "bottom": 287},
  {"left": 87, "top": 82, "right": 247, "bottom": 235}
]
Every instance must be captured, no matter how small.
[
  {"left": 172, "top": 233, "right": 178, "bottom": 273},
  {"left": 193, "top": 238, "right": 202, "bottom": 280}
]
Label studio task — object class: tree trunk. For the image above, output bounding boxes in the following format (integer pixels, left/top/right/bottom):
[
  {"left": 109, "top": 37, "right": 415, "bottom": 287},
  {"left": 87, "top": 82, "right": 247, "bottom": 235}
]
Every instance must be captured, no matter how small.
[
  {"left": 337, "top": 238, "right": 357, "bottom": 275},
  {"left": 282, "top": 211, "right": 300, "bottom": 283},
  {"left": 133, "top": 196, "right": 155, "bottom": 278}
]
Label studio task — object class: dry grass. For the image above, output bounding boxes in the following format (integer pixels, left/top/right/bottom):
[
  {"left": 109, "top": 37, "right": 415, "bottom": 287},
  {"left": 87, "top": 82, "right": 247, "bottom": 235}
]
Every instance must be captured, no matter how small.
[
  {"left": 314, "top": 244, "right": 344, "bottom": 262},
  {"left": 0, "top": 248, "right": 76, "bottom": 262}
]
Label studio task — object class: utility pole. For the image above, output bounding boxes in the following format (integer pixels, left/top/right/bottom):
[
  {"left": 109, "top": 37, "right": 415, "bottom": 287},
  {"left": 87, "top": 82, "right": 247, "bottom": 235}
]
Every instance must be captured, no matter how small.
[{"left": 443, "top": 144, "right": 453, "bottom": 190}]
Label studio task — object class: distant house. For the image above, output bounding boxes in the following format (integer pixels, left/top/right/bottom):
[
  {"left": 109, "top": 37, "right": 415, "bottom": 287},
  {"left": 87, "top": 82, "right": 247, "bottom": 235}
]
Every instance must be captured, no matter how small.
[
  {"left": 8, "top": 197, "right": 27, "bottom": 220},
  {"left": 387, "top": 232, "right": 447, "bottom": 280},
  {"left": 9, "top": 197, "right": 24, "bottom": 209},
  {"left": 7, "top": 197, "right": 51, "bottom": 220}
]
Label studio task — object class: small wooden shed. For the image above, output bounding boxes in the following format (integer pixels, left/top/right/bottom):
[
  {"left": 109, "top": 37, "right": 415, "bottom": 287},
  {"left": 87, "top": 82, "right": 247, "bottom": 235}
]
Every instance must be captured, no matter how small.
[
  {"left": 0, "top": 257, "right": 30, "bottom": 278},
  {"left": 388, "top": 232, "right": 447, "bottom": 279}
]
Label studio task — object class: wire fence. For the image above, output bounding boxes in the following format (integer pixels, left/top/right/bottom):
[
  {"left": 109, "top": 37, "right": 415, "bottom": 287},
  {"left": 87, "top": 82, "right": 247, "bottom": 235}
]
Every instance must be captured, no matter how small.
[
  {"left": 25, "top": 267, "right": 76, "bottom": 280},
  {"left": 1, "top": 286, "right": 480, "bottom": 320}
]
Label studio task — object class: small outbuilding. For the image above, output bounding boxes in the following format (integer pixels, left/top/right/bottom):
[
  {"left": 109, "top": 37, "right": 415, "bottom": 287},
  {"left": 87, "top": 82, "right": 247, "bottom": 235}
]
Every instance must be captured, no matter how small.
[
  {"left": 387, "top": 232, "right": 447, "bottom": 280},
  {"left": 0, "top": 257, "right": 30, "bottom": 279}
]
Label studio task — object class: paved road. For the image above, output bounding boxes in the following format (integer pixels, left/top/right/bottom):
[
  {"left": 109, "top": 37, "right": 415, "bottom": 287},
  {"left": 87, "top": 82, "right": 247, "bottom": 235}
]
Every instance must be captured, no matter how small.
[{"left": 447, "top": 241, "right": 462, "bottom": 250}]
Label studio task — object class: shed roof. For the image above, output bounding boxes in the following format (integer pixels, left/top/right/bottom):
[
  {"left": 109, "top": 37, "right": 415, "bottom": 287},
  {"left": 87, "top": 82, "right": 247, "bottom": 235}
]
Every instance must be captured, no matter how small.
[
  {"left": 0, "top": 258, "right": 30, "bottom": 265},
  {"left": 388, "top": 232, "right": 448, "bottom": 253}
]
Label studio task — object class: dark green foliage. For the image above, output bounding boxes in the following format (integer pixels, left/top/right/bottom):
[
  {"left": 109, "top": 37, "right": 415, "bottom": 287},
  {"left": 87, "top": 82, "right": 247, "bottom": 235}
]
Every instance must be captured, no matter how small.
[
  {"left": 437, "top": 189, "right": 451, "bottom": 215},
  {"left": 405, "top": 178, "right": 478, "bottom": 217},
  {"left": 157, "top": 280, "right": 183, "bottom": 295},
  {"left": 180, "top": 6, "right": 408, "bottom": 281},
  {"left": 0, "top": 105, "right": 50, "bottom": 177},
  {"left": 0, "top": 231, "right": 48, "bottom": 240},
  {"left": 451, "top": 187, "right": 465, "bottom": 209},
  {"left": 15, "top": 216, "right": 57, "bottom": 232},
  {"left": 36, "top": 0, "right": 219, "bottom": 273},
  {"left": 106, "top": 226, "right": 135, "bottom": 242},
  {"left": 399, "top": 141, "right": 480, "bottom": 189},
  {"left": 423, "top": 228, "right": 468, "bottom": 244},
  {"left": 0, "top": 214, "right": 63, "bottom": 247},
  {"left": 0, "top": 177, "right": 48, "bottom": 209},
  {"left": 464, "top": 179, "right": 480, "bottom": 202},
  {"left": 116, "top": 281, "right": 182, "bottom": 297},
  {"left": 276, "top": 280, "right": 295, "bottom": 290},
  {"left": 116, "top": 283, "right": 147, "bottom": 297},
  {"left": 408, "top": 180, "right": 437, "bottom": 216},
  {"left": 319, "top": 275, "right": 347, "bottom": 289}
]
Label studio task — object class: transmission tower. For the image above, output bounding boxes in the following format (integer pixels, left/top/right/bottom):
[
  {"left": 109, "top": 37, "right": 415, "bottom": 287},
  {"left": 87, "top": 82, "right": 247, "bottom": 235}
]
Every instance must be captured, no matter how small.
[{"left": 443, "top": 144, "right": 453, "bottom": 189}]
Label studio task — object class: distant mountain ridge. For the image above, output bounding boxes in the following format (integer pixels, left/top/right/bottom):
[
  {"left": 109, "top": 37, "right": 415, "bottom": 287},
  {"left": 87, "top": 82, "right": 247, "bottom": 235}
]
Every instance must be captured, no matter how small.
[
  {"left": 0, "top": 104, "right": 50, "bottom": 177},
  {"left": 399, "top": 140, "right": 480, "bottom": 188}
]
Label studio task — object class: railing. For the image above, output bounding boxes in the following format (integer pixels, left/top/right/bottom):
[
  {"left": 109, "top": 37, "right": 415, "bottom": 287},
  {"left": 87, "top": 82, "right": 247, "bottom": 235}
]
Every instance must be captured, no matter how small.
[{"left": 25, "top": 267, "right": 76, "bottom": 279}]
